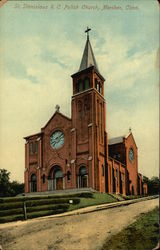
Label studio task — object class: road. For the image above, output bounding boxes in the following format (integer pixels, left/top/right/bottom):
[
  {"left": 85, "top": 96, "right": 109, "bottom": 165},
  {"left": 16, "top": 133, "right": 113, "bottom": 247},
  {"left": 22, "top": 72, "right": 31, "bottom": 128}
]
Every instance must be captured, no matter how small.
[{"left": 0, "top": 198, "right": 158, "bottom": 250}]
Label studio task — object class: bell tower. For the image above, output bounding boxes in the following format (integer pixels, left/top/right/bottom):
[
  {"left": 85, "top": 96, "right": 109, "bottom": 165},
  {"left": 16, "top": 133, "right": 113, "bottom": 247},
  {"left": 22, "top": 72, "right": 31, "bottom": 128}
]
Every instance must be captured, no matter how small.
[{"left": 71, "top": 28, "right": 108, "bottom": 192}]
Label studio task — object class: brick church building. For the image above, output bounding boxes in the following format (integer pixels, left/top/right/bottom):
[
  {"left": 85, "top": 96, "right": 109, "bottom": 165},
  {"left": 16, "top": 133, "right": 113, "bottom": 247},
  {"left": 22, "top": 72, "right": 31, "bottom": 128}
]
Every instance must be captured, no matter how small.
[{"left": 24, "top": 29, "right": 147, "bottom": 196}]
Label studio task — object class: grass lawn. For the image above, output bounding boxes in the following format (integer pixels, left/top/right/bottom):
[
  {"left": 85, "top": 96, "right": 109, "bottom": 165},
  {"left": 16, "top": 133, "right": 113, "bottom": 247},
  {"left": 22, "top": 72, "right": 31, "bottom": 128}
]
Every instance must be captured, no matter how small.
[
  {"left": 68, "top": 193, "right": 117, "bottom": 211},
  {"left": 101, "top": 206, "right": 159, "bottom": 250}
]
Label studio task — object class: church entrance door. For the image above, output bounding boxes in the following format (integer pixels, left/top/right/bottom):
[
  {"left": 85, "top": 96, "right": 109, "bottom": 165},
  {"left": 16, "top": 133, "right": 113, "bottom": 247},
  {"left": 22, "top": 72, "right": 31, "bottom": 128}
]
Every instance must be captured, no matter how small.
[
  {"left": 56, "top": 177, "right": 63, "bottom": 190},
  {"left": 54, "top": 169, "right": 63, "bottom": 190},
  {"left": 48, "top": 166, "right": 64, "bottom": 191}
]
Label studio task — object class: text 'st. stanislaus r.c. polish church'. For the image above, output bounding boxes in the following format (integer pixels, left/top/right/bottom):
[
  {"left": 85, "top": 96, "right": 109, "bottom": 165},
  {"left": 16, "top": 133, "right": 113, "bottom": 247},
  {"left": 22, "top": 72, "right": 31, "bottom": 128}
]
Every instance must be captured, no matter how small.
[{"left": 24, "top": 28, "right": 148, "bottom": 196}]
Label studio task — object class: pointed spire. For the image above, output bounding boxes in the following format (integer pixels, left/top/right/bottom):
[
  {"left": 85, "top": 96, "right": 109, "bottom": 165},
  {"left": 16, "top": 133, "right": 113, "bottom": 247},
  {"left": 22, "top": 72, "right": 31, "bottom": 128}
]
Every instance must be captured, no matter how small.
[{"left": 79, "top": 27, "right": 99, "bottom": 72}]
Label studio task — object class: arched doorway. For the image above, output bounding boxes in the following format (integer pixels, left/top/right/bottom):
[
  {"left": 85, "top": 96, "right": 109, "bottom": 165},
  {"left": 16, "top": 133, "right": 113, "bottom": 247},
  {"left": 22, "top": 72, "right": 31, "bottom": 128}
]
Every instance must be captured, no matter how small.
[
  {"left": 30, "top": 174, "right": 37, "bottom": 192},
  {"left": 48, "top": 166, "right": 64, "bottom": 191},
  {"left": 78, "top": 166, "right": 88, "bottom": 188}
]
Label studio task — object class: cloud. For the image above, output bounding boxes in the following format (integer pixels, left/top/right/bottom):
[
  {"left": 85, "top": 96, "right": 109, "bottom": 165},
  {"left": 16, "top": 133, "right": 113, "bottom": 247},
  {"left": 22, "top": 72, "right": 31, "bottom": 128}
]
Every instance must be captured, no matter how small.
[
  {"left": 41, "top": 50, "right": 68, "bottom": 68},
  {"left": 95, "top": 31, "right": 157, "bottom": 92},
  {"left": 5, "top": 59, "right": 38, "bottom": 83}
]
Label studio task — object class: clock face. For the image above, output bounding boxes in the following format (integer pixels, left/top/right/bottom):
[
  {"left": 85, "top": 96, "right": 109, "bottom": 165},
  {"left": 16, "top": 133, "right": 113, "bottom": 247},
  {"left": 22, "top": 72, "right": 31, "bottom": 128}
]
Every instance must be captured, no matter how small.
[
  {"left": 50, "top": 130, "right": 64, "bottom": 149},
  {"left": 129, "top": 148, "right": 134, "bottom": 163}
]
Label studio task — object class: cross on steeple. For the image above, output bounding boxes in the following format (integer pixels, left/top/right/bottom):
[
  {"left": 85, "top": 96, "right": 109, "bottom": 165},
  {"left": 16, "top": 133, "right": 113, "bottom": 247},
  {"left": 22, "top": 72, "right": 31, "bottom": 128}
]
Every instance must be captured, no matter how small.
[
  {"left": 85, "top": 27, "right": 91, "bottom": 40},
  {"left": 55, "top": 104, "right": 60, "bottom": 112}
]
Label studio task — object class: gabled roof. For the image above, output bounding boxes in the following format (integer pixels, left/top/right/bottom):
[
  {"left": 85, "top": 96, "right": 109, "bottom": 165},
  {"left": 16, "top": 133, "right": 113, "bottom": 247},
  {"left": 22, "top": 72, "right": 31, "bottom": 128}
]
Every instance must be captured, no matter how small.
[
  {"left": 24, "top": 132, "right": 43, "bottom": 140},
  {"left": 108, "top": 132, "right": 132, "bottom": 145},
  {"left": 42, "top": 111, "right": 71, "bottom": 130},
  {"left": 108, "top": 132, "right": 137, "bottom": 148},
  {"left": 126, "top": 132, "right": 138, "bottom": 148},
  {"left": 24, "top": 112, "right": 71, "bottom": 140},
  {"left": 108, "top": 136, "right": 124, "bottom": 145},
  {"left": 79, "top": 37, "right": 99, "bottom": 72}
]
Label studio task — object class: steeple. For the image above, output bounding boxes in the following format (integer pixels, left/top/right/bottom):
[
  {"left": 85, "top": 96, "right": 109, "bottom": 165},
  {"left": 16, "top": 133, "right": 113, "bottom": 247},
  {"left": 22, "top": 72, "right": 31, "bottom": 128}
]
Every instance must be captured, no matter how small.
[
  {"left": 71, "top": 28, "right": 105, "bottom": 96},
  {"left": 79, "top": 27, "right": 99, "bottom": 72}
]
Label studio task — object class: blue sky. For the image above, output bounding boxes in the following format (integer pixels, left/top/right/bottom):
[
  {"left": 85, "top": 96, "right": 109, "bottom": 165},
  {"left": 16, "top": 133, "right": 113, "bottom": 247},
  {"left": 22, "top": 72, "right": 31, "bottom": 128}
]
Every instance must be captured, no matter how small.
[{"left": 0, "top": 0, "right": 159, "bottom": 182}]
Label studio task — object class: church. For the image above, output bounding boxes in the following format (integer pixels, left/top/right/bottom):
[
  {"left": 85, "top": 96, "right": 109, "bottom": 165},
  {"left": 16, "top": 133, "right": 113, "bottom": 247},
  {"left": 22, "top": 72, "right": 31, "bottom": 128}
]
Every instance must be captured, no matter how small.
[{"left": 24, "top": 29, "right": 147, "bottom": 196}]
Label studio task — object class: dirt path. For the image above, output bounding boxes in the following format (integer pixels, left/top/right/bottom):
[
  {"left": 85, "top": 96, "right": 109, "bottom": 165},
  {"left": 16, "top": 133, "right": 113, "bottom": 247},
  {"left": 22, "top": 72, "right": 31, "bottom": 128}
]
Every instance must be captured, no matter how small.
[{"left": 0, "top": 198, "right": 158, "bottom": 250}]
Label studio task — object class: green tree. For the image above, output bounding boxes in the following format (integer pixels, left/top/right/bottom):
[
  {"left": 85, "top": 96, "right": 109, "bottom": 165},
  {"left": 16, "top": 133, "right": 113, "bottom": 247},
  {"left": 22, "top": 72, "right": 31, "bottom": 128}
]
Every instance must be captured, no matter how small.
[
  {"left": 10, "top": 181, "right": 24, "bottom": 196},
  {"left": 0, "top": 169, "right": 24, "bottom": 197},
  {"left": 143, "top": 176, "right": 159, "bottom": 195},
  {"left": 149, "top": 176, "right": 159, "bottom": 194},
  {"left": 0, "top": 169, "right": 12, "bottom": 197}
]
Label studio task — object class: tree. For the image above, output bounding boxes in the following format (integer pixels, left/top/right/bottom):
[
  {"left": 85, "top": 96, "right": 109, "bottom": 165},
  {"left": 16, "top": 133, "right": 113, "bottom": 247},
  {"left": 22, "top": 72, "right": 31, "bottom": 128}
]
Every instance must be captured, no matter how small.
[
  {"left": 0, "top": 169, "right": 24, "bottom": 197},
  {"left": 10, "top": 181, "right": 24, "bottom": 196},
  {"left": 149, "top": 176, "right": 159, "bottom": 194},
  {"left": 143, "top": 175, "right": 159, "bottom": 195},
  {"left": 0, "top": 169, "right": 12, "bottom": 197}
]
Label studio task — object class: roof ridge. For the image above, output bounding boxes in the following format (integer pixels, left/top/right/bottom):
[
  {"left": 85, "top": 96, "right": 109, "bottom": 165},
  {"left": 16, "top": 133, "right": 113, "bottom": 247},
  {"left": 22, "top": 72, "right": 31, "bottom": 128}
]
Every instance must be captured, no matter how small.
[
  {"left": 109, "top": 132, "right": 132, "bottom": 140},
  {"left": 42, "top": 111, "right": 71, "bottom": 130}
]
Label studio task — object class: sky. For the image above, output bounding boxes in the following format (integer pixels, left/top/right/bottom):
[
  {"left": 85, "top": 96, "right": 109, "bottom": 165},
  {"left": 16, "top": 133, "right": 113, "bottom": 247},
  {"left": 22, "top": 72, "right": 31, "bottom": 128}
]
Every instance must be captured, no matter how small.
[{"left": 0, "top": 0, "right": 159, "bottom": 182}]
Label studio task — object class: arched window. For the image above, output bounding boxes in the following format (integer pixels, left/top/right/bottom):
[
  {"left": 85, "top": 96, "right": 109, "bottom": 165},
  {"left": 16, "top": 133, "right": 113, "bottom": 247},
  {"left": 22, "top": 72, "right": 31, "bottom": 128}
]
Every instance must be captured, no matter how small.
[
  {"left": 77, "top": 80, "right": 83, "bottom": 93},
  {"left": 67, "top": 171, "right": 71, "bottom": 181},
  {"left": 99, "top": 84, "right": 102, "bottom": 94},
  {"left": 54, "top": 169, "right": 63, "bottom": 178},
  {"left": 35, "top": 141, "right": 38, "bottom": 153},
  {"left": 97, "top": 100, "right": 99, "bottom": 126},
  {"left": 31, "top": 174, "right": 36, "bottom": 182},
  {"left": 79, "top": 166, "right": 87, "bottom": 176},
  {"left": 116, "top": 170, "right": 118, "bottom": 186},
  {"left": 30, "top": 143, "right": 33, "bottom": 154},
  {"left": 79, "top": 166, "right": 88, "bottom": 188},
  {"left": 116, "top": 169, "right": 118, "bottom": 178},
  {"left": 42, "top": 174, "right": 45, "bottom": 183},
  {"left": 102, "top": 165, "right": 104, "bottom": 176},
  {"left": 97, "top": 82, "right": 99, "bottom": 91},
  {"left": 30, "top": 174, "right": 37, "bottom": 192},
  {"left": 95, "top": 79, "right": 98, "bottom": 90},
  {"left": 76, "top": 82, "right": 79, "bottom": 93},
  {"left": 78, "top": 80, "right": 83, "bottom": 92},
  {"left": 84, "top": 78, "right": 90, "bottom": 90}
]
